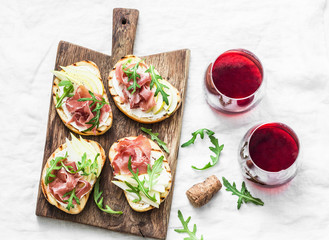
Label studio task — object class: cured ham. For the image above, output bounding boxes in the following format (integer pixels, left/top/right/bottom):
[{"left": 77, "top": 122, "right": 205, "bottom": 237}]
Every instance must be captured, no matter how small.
[
  {"left": 48, "top": 160, "right": 91, "bottom": 204},
  {"left": 65, "top": 85, "right": 110, "bottom": 131},
  {"left": 115, "top": 62, "right": 156, "bottom": 111},
  {"left": 112, "top": 135, "right": 151, "bottom": 175}
]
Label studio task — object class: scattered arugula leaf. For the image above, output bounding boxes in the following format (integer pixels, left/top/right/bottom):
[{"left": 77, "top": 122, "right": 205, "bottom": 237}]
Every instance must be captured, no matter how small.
[
  {"left": 174, "top": 210, "right": 204, "bottom": 240},
  {"left": 181, "top": 128, "right": 214, "bottom": 147},
  {"left": 181, "top": 128, "right": 224, "bottom": 170},
  {"left": 222, "top": 177, "right": 264, "bottom": 209},
  {"left": 126, "top": 156, "right": 157, "bottom": 203},
  {"left": 62, "top": 188, "right": 80, "bottom": 211},
  {"left": 78, "top": 91, "right": 109, "bottom": 132},
  {"left": 94, "top": 178, "right": 123, "bottom": 214},
  {"left": 45, "top": 153, "right": 68, "bottom": 185},
  {"left": 141, "top": 127, "right": 169, "bottom": 153},
  {"left": 146, "top": 156, "right": 164, "bottom": 191},
  {"left": 56, "top": 80, "right": 74, "bottom": 108},
  {"left": 145, "top": 65, "right": 169, "bottom": 105},
  {"left": 122, "top": 60, "right": 141, "bottom": 94}
]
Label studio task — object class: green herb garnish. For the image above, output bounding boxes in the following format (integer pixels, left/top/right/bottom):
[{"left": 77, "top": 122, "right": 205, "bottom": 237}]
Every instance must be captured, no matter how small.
[
  {"left": 56, "top": 80, "right": 74, "bottom": 108},
  {"left": 60, "top": 153, "right": 99, "bottom": 177},
  {"left": 141, "top": 127, "right": 169, "bottom": 153},
  {"left": 181, "top": 128, "right": 224, "bottom": 170},
  {"left": 94, "top": 178, "right": 123, "bottom": 214},
  {"left": 62, "top": 188, "right": 80, "bottom": 211},
  {"left": 78, "top": 91, "right": 108, "bottom": 132},
  {"left": 145, "top": 65, "right": 169, "bottom": 105},
  {"left": 146, "top": 156, "right": 164, "bottom": 191},
  {"left": 125, "top": 156, "right": 157, "bottom": 203},
  {"left": 222, "top": 177, "right": 264, "bottom": 209},
  {"left": 44, "top": 153, "right": 68, "bottom": 185},
  {"left": 174, "top": 210, "right": 204, "bottom": 240},
  {"left": 77, "top": 153, "right": 99, "bottom": 176},
  {"left": 122, "top": 59, "right": 141, "bottom": 94}
]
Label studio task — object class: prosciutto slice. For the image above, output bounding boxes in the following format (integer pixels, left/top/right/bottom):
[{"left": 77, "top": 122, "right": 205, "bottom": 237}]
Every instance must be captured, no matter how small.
[
  {"left": 65, "top": 85, "right": 110, "bottom": 132},
  {"left": 112, "top": 135, "right": 152, "bottom": 175},
  {"left": 48, "top": 159, "right": 91, "bottom": 204},
  {"left": 115, "top": 62, "right": 156, "bottom": 111}
]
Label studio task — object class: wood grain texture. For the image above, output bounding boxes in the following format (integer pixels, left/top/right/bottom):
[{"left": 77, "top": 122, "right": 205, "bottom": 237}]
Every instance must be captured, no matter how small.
[
  {"left": 36, "top": 8, "right": 190, "bottom": 240},
  {"left": 112, "top": 8, "right": 139, "bottom": 63}
]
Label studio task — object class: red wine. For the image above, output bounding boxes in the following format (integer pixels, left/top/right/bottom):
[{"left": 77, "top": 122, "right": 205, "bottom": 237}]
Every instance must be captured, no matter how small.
[
  {"left": 249, "top": 123, "right": 299, "bottom": 172},
  {"left": 212, "top": 50, "right": 263, "bottom": 98}
]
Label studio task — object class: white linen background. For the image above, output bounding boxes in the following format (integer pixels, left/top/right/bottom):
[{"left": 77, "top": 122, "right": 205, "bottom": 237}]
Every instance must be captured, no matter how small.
[{"left": 1, "top": 0, "right": 329, "bottom": 239}]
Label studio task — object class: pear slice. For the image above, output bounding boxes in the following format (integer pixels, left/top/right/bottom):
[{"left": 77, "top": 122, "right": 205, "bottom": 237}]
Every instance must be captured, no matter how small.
[
  {"left": 59, "top": 65, "right": 104, "bottom": 95},
  {"left": 152, "top": 93, "right": 165, "bottom": 114}
]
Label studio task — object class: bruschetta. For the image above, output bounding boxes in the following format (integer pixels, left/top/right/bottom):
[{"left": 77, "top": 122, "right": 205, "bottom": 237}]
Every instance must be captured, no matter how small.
[
  {"left": 108, "top": 55, "right": 181, "bottom": 123},
  {"left": 52, "top": 60, "right": 112, "bottom": 135},
  {"left": 109, "top": 135, "right": 172, "bottom": 212},
  {"left": 41, "top": 134, "right": 106, "bottom": 214}
]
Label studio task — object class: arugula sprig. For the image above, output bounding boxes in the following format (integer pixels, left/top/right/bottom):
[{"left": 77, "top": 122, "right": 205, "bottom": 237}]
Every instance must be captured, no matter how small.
[
  {"left": 60, "top": 153, "right": 99, "bottom": 177},
  {"left": 62, "top": 189, "right": 80, "bottom": 211},
  {"left": 78, "top": 90, "right": 109, "bottom": 132},
  {"left": 174, "top": 210, "right": 204, "bottom": 240},
  {"left": 94, "top": 178, "right": 123, "bottom": 214},
  {"left": 56, "top": 80, "right": 74, "bottom": 108},
  {"left": 122, "top": 59, "right": 141, "bottom": 94},
  {"left": 147, "top": 156, "right": 164, "bottom": 191},
  {"left": 45, "top": 153, "right": 68, "bottom": 185},
  {"left": 145, "top": 65, "right": 169, "bottom": 105},
  {"left": 141, "top": 127, "right": 169, "bottom": 153},
  {"left": 125, "top": 156, "right": 157, "bottom": 203},
  {"left": 181, "top": 128, "right": 224, "bottom": 170},
  {"left": 222, "top": 177, "right": 264, "bottom": 209},
  {"left": 78, "top": 153, "right": 99, "bottom": 176}
]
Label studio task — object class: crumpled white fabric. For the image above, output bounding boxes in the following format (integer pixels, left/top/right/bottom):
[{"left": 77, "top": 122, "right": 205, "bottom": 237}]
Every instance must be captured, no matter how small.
[{"left": 1, "top": 0, "right": 329, "bottom": 239}]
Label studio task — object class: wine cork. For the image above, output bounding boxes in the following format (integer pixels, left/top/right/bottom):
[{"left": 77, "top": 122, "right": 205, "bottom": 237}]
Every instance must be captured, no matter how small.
[{"left": 186, "top": 175, "right": 222, "bottom": 207}]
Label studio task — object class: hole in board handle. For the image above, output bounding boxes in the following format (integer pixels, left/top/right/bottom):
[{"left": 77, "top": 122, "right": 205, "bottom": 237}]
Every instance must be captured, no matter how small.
[{"left": 121, "top": 18, "right": 127, "bottom": 25}]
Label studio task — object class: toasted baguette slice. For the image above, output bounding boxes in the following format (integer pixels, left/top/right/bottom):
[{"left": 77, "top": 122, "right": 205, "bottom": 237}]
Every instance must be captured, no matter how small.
[
  {"left": 41, "top": 137, "right": 106, "bottom": 214},
  {"left": 108, "top": 55, "right": 181, "bottom": 124},
  {"left": 109, "top": 136, "right": 172, "bottom": 212},
  {"left": 53, "top": 60, "right": 113, "bottom": 135}
]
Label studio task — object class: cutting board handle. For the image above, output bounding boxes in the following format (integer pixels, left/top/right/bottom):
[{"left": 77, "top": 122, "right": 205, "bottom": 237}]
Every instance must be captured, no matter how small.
[{"left": 112, "top": 8, "right": 139, "bottom": 62}]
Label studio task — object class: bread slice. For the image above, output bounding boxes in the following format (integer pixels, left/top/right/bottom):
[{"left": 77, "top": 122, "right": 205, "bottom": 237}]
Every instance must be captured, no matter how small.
[
  {"left": 108, "top": 55, "right": 181, "bottom": 124},
  {"left": 41, "top": 137, "right": 106, "bottom": 214},
  {"left": 109, "top": 136, "right": 172, "bottom": 212},
  {"left": 52, "top": 60, "right": 113, "bottom": 135}
]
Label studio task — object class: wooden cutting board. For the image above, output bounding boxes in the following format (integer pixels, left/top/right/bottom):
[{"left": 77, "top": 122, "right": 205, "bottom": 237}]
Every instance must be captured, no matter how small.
[{"left": 35, "top": 8, "right": 190, "bottom": 239}]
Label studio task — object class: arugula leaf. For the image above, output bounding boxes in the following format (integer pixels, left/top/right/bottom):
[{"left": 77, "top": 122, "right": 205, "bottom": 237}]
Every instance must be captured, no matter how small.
[
  {"left": 94, "top": 178, "right": 123, "bottom": 214},
  {"left": 77, "top": 152, "right": 98, "bottom": 176},
  {"left": 181, "top": 128, "right": 214, "bottom": 147},
  {"left": 60, "top": 153, "right": 99, "bottom": 177},
  {"left": 56, "top": 80, "right": 74, "bottom": 108},
  {"left": 89, "top": 153, "right": 99, "bottom": 176},
  {"left": 124, "top": 181, "right": 142, "bottom": 203},
  {"left": 145, "top": 65, "right": 170, "bottom": 105},
  {"left": 222, "top": 177, "right": 264, "bottom": 209},
  {"left": 62, "top": 188, "right": 80, "bottom": 211},
  {"left": 146, "top": 156, "right": 164, "bottom": 191},
  {"left": 44, "top": 153, "right": 68, "bottom": 185},
  {"left": 174, "top": 210, "right": 204, "bottom": 240},
  {"left": 122, "top": 60, "right": 141, "bottom": 94},
  {"left": 181, "top": 128, "right": 224, "bottom": 170},
  {"left": 77, "top": 90, "right": 109, "bottom": 132},
  {"left": 127, "top": 156, "right": 157, "bottom": 202},
  {"left": 141, "top": 127, "right": 169, "bottom": 153},
  {"left": 60, "top": 161, "right": 75, "bottom": 173}
]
